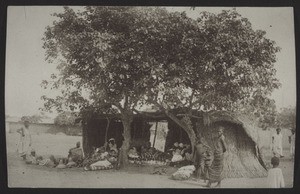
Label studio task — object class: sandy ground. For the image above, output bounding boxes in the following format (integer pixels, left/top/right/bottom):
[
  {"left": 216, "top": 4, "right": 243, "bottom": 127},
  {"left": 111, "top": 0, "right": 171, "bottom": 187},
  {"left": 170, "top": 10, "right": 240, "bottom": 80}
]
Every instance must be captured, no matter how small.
[{"left": 5, "top": 133, "right": 294, "bottom": 188}]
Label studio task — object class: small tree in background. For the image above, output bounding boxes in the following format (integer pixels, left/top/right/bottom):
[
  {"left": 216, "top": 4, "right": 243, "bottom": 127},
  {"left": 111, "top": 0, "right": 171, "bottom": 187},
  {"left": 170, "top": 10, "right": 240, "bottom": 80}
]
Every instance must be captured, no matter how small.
[
  {"left": 54, "top": 111, "right": 78, "bottom": 134},
  {"left": 20, "top": 115, "right": 43, "bottom": 123},
  {"left": 276, "top": 106, "right": 296, "bottom": 130}
]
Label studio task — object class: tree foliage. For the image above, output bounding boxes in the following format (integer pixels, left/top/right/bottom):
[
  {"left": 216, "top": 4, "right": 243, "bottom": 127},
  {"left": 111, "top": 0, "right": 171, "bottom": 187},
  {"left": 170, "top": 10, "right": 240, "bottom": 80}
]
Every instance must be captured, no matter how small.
[
  {"left": 20, "top": 115, "right": 43, "bottom": 123},
  {"left": 140, "top": 9, "right": 281, "bottom": 147},
  {"left": 41, "top": 6, "right": 175, "bottom": 165},
  {"left": 41, "top": 7, "right": 281, "bottom": 164},
  {"left": 41, "top": 7, "right": 169, "bottom": 115},
  {"left": 144, "top": 10, "right": 280, "bottom": 111},
  {"left": 276, "top": 106, "right": 296, "bottom": 130},
  {"left": 54, "top": 111, "right": 77, "bottom": 127}
]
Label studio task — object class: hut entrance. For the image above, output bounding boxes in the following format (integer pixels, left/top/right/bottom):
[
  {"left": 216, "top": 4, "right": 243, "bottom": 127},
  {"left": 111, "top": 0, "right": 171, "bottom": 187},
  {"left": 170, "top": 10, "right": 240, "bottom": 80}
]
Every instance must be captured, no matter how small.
[
  {"left": 164, "top": 119, "right": 192, "bottom": 152},
  {"left": 82, "top": 117, "right": 153, "bottom": 155},
  {"left": 83, "top": 118, "right": 124, "bottom": 154}
]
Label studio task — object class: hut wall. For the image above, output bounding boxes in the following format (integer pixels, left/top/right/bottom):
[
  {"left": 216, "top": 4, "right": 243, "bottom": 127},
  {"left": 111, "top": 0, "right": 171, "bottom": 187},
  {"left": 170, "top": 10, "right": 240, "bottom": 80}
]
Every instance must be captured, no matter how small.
[
  {"left": 164, "top": 118, "right": 267, "bottom": 178},
  {"left": 200, "top": 121, "right": 267, "bottom": 178},
  {"left": 83, "top": 118, "right": 151, "bottom": 155}
]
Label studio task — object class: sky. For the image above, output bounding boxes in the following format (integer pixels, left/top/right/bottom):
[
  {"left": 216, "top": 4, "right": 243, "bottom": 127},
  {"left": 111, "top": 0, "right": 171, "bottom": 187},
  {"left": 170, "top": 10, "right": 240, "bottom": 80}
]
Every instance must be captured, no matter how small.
[{"left": 5, "top": 6, "right": 296, "bottom": 118}]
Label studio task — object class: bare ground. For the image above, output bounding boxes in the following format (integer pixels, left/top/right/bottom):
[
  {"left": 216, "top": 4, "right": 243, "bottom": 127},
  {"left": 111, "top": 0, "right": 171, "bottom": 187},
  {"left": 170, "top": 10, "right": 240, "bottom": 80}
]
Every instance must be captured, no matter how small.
[{"left": 5, "top": 133, "right": 294, "bottom": 188}]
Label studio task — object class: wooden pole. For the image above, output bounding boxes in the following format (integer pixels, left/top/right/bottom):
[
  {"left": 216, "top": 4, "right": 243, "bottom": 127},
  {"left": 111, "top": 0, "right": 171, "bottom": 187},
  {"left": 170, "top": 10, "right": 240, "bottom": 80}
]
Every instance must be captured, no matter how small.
[
  {"left": 104, "top": 117, "right": 110, "bottom": 144},
  {"left": 153, "top": 121, "right": 158, "bottom": 147}
]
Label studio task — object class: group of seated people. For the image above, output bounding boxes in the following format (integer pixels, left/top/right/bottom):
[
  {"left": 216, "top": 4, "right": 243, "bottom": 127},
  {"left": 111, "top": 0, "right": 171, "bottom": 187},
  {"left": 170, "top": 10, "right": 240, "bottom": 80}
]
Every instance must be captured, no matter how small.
[
  {"left": 23, "top": 139, "right": 196, "bottom": 170},
  {"left": 127, "top": 142, "right": 172, "bottom": 165},
  {"left": 23, "top": 138, "right": 120, "bottom": 171},
  {"left": 168, "top": 142, "right": 193, "bottom": 162},
  {"left": 126, "top": 141, "right": 193, "bottom": 166},
  {"left": 82, "top": 138, "right": 119, "bottom": 171},
  {"left": 23, "top": 141, "right": 84, "bottom": 169}
]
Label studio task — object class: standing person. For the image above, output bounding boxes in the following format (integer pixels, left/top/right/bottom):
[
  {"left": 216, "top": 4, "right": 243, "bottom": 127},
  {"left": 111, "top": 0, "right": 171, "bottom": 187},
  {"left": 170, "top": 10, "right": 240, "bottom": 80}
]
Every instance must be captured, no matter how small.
[
  {"left": 271, "top": 128, "right": 284, "bottom": 158},
  {"left": 17, "top": 120, "right": 32, "bottom": 160},
  {"left": 288, "top": 129, "right": 295, "bottom": 159},
  {"left": 206, "top": 126, "right": 227, "bottom": 188},
  {"left": 267, "top": 156, "right": 285, "bottom": 188},
  {"left": 194, "top": 138, "right": 210, "bottom": 181}
]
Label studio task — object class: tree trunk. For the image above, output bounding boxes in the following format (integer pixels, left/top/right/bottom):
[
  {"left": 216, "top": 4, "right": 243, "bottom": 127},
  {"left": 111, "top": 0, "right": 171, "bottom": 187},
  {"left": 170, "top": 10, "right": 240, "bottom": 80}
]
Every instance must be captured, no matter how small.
[
  {"left": 118, "top": 113, "right": 133, "bottom": 169},
  {"left": 82, "top": 122, "right": 90, "bottom": 156},
  {"left": 181, "top": 116, "right": 197, "bottom": 154},
  {"left": 164, "top": 111, "right": 197, "bottom": 154}
]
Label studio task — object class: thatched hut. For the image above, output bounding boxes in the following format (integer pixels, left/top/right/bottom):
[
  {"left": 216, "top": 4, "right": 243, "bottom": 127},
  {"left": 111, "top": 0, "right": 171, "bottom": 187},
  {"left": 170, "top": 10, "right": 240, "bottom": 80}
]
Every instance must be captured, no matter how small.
[
  {"left": 201, "top": 111, "right": 268, "bottom": 178},
  {"left": 80, "top": 110, "right": 267, "bottom": 178}
]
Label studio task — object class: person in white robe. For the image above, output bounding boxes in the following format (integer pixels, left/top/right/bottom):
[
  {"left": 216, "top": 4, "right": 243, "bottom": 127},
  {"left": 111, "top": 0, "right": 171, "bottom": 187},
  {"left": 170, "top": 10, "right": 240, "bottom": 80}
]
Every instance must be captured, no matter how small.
[
  {"left": 17, "top": 120, "right": 32, "bottom": 160},
  {"left": 289, "top": 129, "right": 295, "bottom": 159},
  {"left": 267, "top": 156, "right": 285, "bottom": 188},
  {"left": 271, "top": 128, "right": 284, "bottom": 158}
]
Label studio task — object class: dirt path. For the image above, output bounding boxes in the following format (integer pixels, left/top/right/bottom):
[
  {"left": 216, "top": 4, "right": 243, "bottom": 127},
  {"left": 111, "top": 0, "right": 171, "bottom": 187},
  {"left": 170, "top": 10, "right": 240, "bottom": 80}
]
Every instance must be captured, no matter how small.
[{"left": 7, "top": 153, "right": 202, "bottom": 188}]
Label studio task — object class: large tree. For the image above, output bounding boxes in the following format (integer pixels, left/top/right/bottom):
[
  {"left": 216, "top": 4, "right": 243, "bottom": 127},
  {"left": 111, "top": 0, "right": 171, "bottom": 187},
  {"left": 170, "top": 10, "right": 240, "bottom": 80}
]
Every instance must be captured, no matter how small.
[
  {"left": 41, "top": 6, "right": 175, "bottom": 167},
  {"left": 141, "top": 10, "right": 281, "bottom": 152},
  {"left": 41, "top": 7, "right": 281, "bottom": 169}
]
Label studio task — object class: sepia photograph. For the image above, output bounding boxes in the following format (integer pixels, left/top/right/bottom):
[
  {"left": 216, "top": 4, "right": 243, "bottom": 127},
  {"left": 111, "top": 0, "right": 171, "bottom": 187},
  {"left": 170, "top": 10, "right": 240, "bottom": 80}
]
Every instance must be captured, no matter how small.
[{"left": 5, "top": 6, "right": 296, "bottom": 188}]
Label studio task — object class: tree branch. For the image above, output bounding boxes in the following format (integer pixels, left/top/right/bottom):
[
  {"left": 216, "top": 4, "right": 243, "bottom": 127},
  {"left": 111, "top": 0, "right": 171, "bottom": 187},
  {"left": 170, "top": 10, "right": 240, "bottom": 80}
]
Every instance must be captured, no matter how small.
[{"left": 188, "top": 93, "right": 210, "bottom": 108}]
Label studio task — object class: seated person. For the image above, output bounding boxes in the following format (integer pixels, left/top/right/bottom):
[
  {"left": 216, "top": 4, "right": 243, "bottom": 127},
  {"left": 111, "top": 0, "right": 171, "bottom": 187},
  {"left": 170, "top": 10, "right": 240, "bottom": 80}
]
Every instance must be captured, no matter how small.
[
  {"left": 25, "top": 149, "right": 38, "bottom": 165},
  {"left": 56, "top": 159, "right": 67, "bottom": 169},
  {"left": 37, "top": 155, "right": 57, "bottom": 168},
  {"left": 140, "top": 145, "right": 148, "bottom": 154},
  {"left": 171, "top": 148, "right": 184, "bottom": 162},
  {"left": 167, "top": 142, "right": 180, "bottom": 156},
  {"left": 66, "top": 157, "right": 77, "bottom": 168},
  {"left": 128, "top": 147, "right": 140, "bottom": 159},
  {"left": 140, "top": 145, "right": 149, "bottom": 161},
  {"left": 178, "top": 143, "right": 184, "bottom": 151},
  {"left": 182, "top": 145, "right": 193, "bottom": 161},
  {"left": 140, "top": 142, "right": 154, "bottom": 161},
  {"left": 169, "top": 142, "right": 179, "bottom": 153},
  {"left": 107, "top": 138, "right": 118, "bottom": 154},
  {"left": 85, "top": 159, "right": 113, "bottom": 171},
  {"left": 68, "top": 142, "right": 84, "bottom": 164},
  {"left": 107, "top": 150, "right": 118, "bottom": 164},
  {"left": 146, "top": 141, "right": 152, "bottom": 149},
  {"left": 96, "top": 146, "right": 109, "bottom": 160},
  {"left": 82, "top": 145, "right": 108, "bottom": 167}
]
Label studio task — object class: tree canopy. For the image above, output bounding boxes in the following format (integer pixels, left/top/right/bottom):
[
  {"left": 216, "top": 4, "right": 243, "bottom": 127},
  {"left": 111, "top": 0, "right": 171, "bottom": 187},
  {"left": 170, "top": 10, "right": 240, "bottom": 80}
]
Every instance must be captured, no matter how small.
[
  {"left": 144, "top": 10, "right": 280, "bottom": 111},
  {"left": 42, "top": 7, "right": 168, "bottom": 115},
  {"left": 41, "top": 6, "right": 281, "bottom": 164}
]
